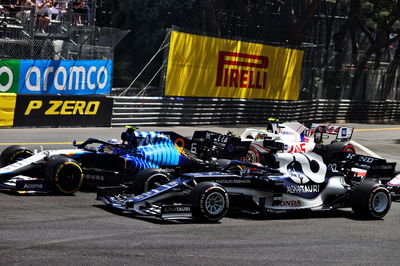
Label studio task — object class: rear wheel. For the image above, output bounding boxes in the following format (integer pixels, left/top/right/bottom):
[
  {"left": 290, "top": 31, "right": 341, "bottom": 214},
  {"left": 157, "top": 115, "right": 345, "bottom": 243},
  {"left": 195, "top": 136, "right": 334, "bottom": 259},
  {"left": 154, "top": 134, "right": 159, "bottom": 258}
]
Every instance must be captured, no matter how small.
[
  {"left": 343, "top": 144, "right": 355, "bottom": 153},
  {"left": 45, "top": 158, "right": 83, "bottom": 194},
  {"left": 0, "top": 145, "right": 33, "bottom": 167},
  {"left": 245, "top": 145, "right": 261, "bottom": 164},
  {"left": 133, "top": 168, "right": 173, "bottom": 195},
  {"left": 351, "top": 181, "right": 391, "bottom": 219},
  {"left": 191, "top": 182, "right": 229, "bottom": 222}
]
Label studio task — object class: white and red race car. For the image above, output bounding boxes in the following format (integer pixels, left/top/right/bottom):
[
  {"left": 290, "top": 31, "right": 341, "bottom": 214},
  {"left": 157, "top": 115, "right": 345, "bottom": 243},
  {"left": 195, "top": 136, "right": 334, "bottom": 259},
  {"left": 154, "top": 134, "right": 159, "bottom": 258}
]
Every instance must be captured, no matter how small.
[{"left": 240, "top": 121, "right": 355, "bottom": 164}]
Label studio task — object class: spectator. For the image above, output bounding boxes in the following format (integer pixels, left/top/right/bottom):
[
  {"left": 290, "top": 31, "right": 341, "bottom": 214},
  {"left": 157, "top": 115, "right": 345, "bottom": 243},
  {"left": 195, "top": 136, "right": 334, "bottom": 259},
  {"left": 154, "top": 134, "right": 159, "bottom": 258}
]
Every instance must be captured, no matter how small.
[
  {"left": 32, "top": 0, "right": 50, "bottom": 32},
  {"left": 0, "top": 5, "right": 5, "bottom": 23},
  {"left": 72, "top": 0, "right": 88, "bottom": 25},
  {"left": 47, "top": 0, "right": 59, "bottom": 20},
  {"left": 1, "top": 0, "right": 20, "bottom": 17}
]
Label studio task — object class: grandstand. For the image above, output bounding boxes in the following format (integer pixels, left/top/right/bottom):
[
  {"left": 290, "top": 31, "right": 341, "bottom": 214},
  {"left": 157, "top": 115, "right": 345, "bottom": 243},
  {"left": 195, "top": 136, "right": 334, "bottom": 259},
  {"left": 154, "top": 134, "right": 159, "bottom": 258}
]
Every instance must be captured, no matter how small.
[{"left": 0, "top": 0, "right": 128, "bottom": 61}]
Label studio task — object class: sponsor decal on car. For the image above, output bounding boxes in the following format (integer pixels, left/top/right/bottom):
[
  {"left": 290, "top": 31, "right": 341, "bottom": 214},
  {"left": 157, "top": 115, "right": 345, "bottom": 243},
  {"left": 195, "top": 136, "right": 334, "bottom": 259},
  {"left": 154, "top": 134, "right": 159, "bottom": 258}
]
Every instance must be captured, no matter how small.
[
  {"left": 23, "top": 183, "right": 44, "bottom": 189},
  {"left": 85, "top": 174, "right": 105, "bottom": 181},
  {"left": 162, "top": 205, "right": 192, "bottom": 213},
  {"left": 272, "top": 200, "right": 301, "bottom": 207},
  {"left": 287, "top": 185, "right": 320, "bottom": 194},
  {"left": 214, "top": 179, "right": 251, "bottom": 184}
]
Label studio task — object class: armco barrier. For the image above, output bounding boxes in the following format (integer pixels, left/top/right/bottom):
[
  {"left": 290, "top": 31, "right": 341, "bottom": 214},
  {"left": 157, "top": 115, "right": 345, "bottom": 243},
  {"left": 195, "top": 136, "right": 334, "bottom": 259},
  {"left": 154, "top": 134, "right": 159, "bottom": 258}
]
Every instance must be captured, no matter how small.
[{"left": 111, "top": 97, "right": 400, "bottom": 126}]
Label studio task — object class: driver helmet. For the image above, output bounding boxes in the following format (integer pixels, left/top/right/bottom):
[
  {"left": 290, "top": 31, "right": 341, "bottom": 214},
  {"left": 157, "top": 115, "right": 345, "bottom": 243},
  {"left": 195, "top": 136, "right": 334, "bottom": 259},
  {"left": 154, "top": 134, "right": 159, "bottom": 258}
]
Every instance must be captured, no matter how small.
[
  {"left": 107, "top": 139, "right": 119, "bottom": 145},
  {"left": 266, "top": 118, "right": 279, "bottom": 133}
]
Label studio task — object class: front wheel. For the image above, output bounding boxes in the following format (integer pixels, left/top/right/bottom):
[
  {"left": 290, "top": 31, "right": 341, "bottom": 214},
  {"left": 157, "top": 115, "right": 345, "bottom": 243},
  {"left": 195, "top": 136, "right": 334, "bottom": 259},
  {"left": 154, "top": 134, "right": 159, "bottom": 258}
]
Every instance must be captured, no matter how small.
[
  {"left": 45, "top": 158, "right": 83, "bottom": 194},
  {"left": 351, "top": 181, "right": 391, "bottom": 219},
  {"left": 133, "top": 168, "right": 173, "bottom": 195},
  {"left": 0, "top": 145, "right": 33, "bottom": 167},
  {"left": 191, "top": 182, "right": 229, "bottom": 222}
]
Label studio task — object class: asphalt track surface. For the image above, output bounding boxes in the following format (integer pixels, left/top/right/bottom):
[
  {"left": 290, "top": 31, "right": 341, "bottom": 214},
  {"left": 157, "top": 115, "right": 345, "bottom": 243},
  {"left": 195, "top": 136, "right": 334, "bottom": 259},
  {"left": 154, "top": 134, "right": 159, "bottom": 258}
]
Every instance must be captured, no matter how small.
[{"left": 1, "top": 124, "right": 400, "bottom": 265}]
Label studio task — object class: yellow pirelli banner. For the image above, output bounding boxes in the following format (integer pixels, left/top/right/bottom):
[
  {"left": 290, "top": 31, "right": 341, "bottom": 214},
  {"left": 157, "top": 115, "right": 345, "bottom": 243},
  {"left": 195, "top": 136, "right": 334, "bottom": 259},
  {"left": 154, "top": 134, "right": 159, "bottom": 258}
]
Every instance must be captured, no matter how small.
[
  {"left": 165, "top": 31, "right": 304, "bottom": 100},
  {"left": 0, "top": 93, "right": 17, "bottom": 127}
]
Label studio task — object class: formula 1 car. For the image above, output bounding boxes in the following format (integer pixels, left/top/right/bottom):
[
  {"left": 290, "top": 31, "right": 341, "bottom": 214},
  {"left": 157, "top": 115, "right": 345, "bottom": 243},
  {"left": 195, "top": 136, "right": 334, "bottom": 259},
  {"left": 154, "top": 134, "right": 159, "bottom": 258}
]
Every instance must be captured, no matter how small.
[
  {"left": 0, "top": 129, "right": 250, "bottom": 194},
  {"left": 97, "top": 150, "right": 399, "bottom": 222},
  {"left": 241, "top": 119, "right": 355, "bottom": 164}
]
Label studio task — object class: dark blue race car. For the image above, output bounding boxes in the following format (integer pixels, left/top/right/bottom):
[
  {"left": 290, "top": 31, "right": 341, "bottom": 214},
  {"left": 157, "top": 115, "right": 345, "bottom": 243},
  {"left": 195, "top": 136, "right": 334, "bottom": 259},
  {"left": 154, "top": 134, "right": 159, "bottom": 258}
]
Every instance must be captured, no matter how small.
[
  {"left": 0, "top": 128, "right": 250, "bottom": 194},
  {"left": 97, "top": 151, "right": 400, "bottom": 222}
]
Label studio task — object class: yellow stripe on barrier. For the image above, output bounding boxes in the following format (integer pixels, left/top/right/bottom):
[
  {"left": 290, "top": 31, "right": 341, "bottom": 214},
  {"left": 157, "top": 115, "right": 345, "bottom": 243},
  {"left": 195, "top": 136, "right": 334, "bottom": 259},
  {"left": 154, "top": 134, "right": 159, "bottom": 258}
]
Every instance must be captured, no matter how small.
[
  {"left": 0, "top": 93, "right": 17, "bottom": 127},
  {"left": 354, "top": 128, "right": 400, "bottom": 132},
  {"left": 0, "top": 142, "right": 83, "bottom": 146}
]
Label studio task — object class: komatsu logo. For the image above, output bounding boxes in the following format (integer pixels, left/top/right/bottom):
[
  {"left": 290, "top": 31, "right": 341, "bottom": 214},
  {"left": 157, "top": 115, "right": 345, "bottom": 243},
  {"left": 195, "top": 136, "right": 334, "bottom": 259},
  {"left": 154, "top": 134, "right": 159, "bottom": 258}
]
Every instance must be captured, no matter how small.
[{"left": 215, "top": 51, "right": 268, "bottom": 89}]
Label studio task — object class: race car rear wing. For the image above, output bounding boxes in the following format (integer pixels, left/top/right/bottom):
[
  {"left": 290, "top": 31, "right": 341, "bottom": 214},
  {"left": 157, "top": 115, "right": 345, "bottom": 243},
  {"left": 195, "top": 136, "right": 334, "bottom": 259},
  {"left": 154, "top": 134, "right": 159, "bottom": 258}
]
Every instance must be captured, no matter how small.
[
  {"left": 310, "top": 124, "right": 354, "bottom": 143},
  {"left": 160, "top": 131, "right": 250, "bottom": 160},
  {"left": 336, "top": 152, "right": 398, "bottom": 180}
]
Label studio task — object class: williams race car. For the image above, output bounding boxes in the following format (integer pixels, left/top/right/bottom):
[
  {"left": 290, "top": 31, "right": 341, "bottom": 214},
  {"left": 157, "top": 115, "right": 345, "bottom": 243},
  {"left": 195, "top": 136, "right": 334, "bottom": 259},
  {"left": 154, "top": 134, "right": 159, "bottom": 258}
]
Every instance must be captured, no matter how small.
[
  {"left": 97, "top": 151, "right": 399, "bottom": 222},
  {"left": 241, "top": 119, "right": 355, "bottom": 164},
  {"left": 0, "top": 129, "right": 250, "bottom": 194}
]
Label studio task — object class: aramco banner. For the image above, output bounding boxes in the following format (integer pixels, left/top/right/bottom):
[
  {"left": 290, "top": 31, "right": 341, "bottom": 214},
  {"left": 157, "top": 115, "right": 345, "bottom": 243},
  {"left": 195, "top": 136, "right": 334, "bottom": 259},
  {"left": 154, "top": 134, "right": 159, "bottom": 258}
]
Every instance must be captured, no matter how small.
[
  {"left": 165, "top": 31, "right": 304, "bottom": 100},
  {"left": 0, "top": 60, "right": 112, "bottom": 95}
]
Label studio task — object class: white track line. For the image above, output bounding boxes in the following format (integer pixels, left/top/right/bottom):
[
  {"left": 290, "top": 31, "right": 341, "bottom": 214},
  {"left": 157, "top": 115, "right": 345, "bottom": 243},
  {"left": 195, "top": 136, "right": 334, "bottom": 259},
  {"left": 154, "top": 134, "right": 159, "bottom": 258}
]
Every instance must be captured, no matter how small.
[{"left": 350, "top": 140, "right": 382, "bottom": 158}]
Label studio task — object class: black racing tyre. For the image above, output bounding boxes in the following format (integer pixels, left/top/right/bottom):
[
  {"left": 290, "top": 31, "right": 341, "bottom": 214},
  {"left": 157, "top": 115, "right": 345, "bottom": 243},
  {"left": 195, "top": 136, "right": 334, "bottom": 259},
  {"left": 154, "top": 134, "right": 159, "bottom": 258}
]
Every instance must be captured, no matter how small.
[
  {"left": 351, "top": 181, "right": 391, "bottom": 219},
  {"left": 0, "top": 145, "right": 33, "bottom": 167},
  {"left": 133, "top": 168, "right": 173, "bottom": 196},
  {"left": 245, "top": 145, "right": 261, "bottom": 164},
  {"left": 343, "top": 144, "right": 355, "bottom": 153},
  {"left": 45, "top": 158, "right": 83, "bottom": 194},
  {"left": 191, "top": 182, "right": 229, "bottom": 222}
]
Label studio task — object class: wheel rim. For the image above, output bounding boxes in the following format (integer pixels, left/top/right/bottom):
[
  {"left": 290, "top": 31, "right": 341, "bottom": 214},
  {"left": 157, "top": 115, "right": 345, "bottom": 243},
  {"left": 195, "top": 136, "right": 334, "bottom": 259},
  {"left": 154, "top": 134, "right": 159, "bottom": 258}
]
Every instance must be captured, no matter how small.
[
  {"left": 246, "top": 149, "right": 259, "bottom": 164},
  {"left": 57, "top": 163, "right": 83, "bottom": 193},
  {"left": 372, "top": 191, "right": 389, "bottom": 213},
  {"left": 205, "top": 191, "right": 225, "bottom": 215}
]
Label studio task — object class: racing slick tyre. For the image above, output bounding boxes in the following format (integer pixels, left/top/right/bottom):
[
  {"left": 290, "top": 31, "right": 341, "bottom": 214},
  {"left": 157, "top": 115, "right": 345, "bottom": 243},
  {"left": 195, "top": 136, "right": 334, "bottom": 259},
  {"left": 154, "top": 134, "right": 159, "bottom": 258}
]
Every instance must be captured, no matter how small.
[
  {"left": 44, "top": 157, "right": 84, "bottom": 195},
  {"left": 0, "top": 145, "right": 33, "bottom": 167},
  {"left": 245, "top": 145, "right": 261, "bottom": 164},
  {"left": 133, "top": 168, "right": 173, "bottom": 196},
  {"left": 191, "top": 182, "right": 229, "bottom": 222},
  {"left": 351, "top": 181, "right": 391, "bottom": 219},
  {"left": 343, "top": 144, "right": 355, "bottom": 153}
]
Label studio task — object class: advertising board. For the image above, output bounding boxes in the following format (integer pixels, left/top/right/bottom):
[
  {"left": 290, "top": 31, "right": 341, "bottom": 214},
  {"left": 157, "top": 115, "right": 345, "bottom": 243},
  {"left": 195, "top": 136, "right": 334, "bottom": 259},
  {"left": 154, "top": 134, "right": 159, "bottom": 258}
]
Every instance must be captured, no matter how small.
[
  {"left": 165, "top": 31, "right": 303, "bottom": 100},
  {"left": 0, "top": 60, "right": 112, "bottom": 95}
]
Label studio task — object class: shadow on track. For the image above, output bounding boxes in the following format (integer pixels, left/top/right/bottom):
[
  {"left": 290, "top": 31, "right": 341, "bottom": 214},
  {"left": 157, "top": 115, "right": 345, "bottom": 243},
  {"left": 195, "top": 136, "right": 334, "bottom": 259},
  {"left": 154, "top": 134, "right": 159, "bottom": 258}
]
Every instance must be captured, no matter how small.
[{"left": 94, "top": 203, "right": 377, "bottom": 224}]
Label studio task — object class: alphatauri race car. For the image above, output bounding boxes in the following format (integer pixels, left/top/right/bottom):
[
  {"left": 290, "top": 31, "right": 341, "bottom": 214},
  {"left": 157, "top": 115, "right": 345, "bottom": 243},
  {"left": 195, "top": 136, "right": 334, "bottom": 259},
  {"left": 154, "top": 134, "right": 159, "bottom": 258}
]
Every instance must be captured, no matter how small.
[
  {"left": 0, "top": 129, "right": 250, "bottom": 194},
  {"left": 97, "top": 151, "right": 400, "bottom": 222},
  {"left": 241, "top": 119, "right": 355, "bottom": 164}
]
